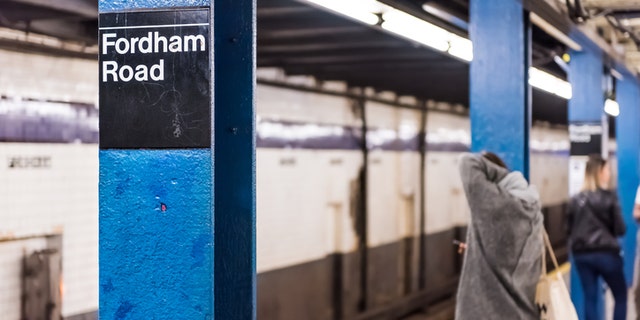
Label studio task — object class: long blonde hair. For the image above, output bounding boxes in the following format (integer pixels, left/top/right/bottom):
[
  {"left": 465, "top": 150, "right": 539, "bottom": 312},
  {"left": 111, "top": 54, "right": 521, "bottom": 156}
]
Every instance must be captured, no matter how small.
[{"left": 581, "top": 154, "right": 608, "bottom": 192}]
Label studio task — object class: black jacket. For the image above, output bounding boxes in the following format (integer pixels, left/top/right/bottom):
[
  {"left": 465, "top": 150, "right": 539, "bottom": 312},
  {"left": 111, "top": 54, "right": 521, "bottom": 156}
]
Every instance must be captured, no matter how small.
[{"left": 567, "top": 189, "right": 626, "bottom": 254}]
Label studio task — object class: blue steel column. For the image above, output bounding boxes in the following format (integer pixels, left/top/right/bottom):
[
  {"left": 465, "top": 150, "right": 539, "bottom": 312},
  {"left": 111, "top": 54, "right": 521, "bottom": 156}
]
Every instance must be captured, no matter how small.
[
  {"left": 98, "top": 1, "right": 256, "bottom": 319},
  {"left": 214, "top": 0, "right": 257, "bottom": 319},
  {"left": 616, "top": 75, "right": 640, "bottom": 286},
  {"left": 469, "top": 0, "right": 530, "bottom": 177},
  {"left": 567, "top": 49, "right": 604, "bottom": 320}
]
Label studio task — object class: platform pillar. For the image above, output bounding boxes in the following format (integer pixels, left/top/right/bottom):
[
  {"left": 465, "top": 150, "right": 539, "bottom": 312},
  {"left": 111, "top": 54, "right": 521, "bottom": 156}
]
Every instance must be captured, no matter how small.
[
  {"left": 98, "top": 0, "right": 256, "bottom": 319},
  {"left": 567, "top": 49, "right": 605, "bottom": 319},
  {"left": 616, "top": 75, "right": 640, "bottom": 286},
  {"left": 469, "top": 0, "right": 531, "bottom": 177}
]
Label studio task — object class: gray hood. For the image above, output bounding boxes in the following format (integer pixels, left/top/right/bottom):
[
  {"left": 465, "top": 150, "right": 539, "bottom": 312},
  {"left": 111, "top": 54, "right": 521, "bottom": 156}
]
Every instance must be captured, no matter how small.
[{"left": 499, "top": 171, "right": 542, "bottom": 214}]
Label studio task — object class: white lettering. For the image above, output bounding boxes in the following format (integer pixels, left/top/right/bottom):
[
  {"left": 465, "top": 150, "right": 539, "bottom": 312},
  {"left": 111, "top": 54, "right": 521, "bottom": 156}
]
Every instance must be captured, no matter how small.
[
  {"left": 134, "top": 65, "right": 149, "bottom": 81},
  {"left": 115, "top": 38, "right": 130, "bottom": 54},
  {"left": 102, "top": 32, "right": 207, "bottom": 54},
  {"left": 102, "top": 60, "right": 164, "bottom": 82},
  {"left": 154, "top": 32, "right": 168, "bottom": 53},
  {"left": 130, "top": 37, "right": 139, "bottom": 53},
  {"left": 150, "top": 59, "right": 164, "bottom": 81},
  {"left": 102, "top": 33, "right": 116, "bottom": 54},
  {"left": 139, "top": 32, "right": 153, "bottom": 54},
  {"left": 102, "top": 61, "right": 119, "bottom": 82},
  {"left": 184, "top": 34, "right": 206, "bottom": 52},
  {"left": 169, "top": 36, "right": 182, "bottom": 52},
  {"left": 119, "top": 65, "right": 134, "bottom": 82}
]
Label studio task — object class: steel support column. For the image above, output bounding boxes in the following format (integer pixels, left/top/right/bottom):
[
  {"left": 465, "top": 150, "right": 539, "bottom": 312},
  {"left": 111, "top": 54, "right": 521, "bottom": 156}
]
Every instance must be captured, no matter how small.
[
  {"left": 616, "top": 76, "right": 640, "bottom": 286},
  {"left": 214, "top": 0, "right": 257, "bottom": 318},
  {"left": 567, "top": 48, "right": 605, "bottom": 320},
  {"left": 469, "top": 0, "right": 531, "bottom": 177},
  {"left": 98, "top": 0, "right": 256, "bottom": 319}
]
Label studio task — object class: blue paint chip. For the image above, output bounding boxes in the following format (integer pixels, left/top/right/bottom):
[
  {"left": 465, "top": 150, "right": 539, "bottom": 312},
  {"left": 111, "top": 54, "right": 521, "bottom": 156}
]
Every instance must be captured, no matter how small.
[
  {"left": 115, "top": 301, "right": 134, "bottom": 319},
  {"left": 191, "top": 233, "right": 211, "bottom": 269},
  {"left": 102, "top": 278, "right": 115, "bottom": 293}
]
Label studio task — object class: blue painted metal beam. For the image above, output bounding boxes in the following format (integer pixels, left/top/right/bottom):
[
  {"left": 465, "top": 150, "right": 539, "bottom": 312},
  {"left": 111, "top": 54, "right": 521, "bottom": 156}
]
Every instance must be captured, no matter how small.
[
  {"left": 214, "top": 0, "right": 257, "bottom": 319},
  {"left": 567, "top": 48, "right": 605, "bottom": 320},
  {"left": 616, "top": 75, "right": 640, "bottom": 287},
  {"left": 100, "top": 150, "right": 214, "bottom": 318},
  {"left": 99, "top": 0, "right": 256, "bottom": 319},
  {"left": 469, "top": 0, "right": 530, "bottom": 177},
  {"left": 568, "top": 50, "right": 605, "bottom": 122}
]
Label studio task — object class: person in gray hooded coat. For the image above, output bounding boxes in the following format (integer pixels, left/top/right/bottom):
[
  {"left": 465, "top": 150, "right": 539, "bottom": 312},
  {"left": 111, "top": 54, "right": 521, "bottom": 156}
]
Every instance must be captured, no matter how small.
[{"left": 455, "top": 152, "right": 543, "bottom": 320}]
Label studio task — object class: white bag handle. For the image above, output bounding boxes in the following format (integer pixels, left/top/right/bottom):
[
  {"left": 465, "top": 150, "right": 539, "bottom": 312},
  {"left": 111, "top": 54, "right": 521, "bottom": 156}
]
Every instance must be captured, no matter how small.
[{"left": 541, "top": 229, "right": 559, "bottom": 274}]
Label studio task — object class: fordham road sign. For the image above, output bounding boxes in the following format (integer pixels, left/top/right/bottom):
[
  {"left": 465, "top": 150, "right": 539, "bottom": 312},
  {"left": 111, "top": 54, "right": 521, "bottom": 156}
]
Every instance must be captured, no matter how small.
[{"left": 99, "top": 9, "right": 211, "bottom": 149}]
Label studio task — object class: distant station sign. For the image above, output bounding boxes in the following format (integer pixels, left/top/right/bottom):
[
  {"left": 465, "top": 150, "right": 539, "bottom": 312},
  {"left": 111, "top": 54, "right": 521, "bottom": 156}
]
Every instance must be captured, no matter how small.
[
  {"left": 99, "top": 9, "right": 210, "bottom": 149},
  {"left": 569, "top": 122, "right": 603, "bottom": 156}
]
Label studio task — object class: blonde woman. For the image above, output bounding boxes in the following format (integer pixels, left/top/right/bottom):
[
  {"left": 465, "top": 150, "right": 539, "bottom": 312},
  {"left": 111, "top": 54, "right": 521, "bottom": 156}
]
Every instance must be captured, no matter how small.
[{"left": 568, "top": 154, "right": 627, "bottom": 320}]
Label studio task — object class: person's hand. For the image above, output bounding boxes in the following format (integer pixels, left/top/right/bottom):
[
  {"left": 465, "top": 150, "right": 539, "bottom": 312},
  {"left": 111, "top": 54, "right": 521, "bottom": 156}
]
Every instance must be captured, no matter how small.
[
  {"left": 457, "top": 242, "right": 467, "bottom": 254},
  {"left": 634, "top": 204, "right": 640, "bottom": 222}
]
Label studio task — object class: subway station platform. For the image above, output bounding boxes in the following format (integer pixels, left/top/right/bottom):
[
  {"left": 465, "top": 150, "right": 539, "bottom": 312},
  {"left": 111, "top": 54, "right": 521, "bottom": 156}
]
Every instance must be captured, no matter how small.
[{"left": 2, "top": 0, "right": 640, "bottom": 319}]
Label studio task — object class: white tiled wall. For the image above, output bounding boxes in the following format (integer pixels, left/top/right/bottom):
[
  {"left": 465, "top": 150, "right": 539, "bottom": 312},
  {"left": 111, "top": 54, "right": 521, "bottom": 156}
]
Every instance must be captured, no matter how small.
[
  {"left": 425, "top": 112, "right": 471, "bottom": 234},
  {"left": 256, "top": 82, "right": 364, "bottom": 273},
  {"left": 530, "top": 127, "right": 570, "bottom": 207},
  {"left": 425, "top": 152, "right": 470, "bottom": 234},
  {"left": 367, "top": 103, "right": 422, "bottom": 247},
  {"left": 257, "top": 84, "right": 358, "bottom": 126},
  {"left": 0, "top": 143, "right": 98, "bottom": 318},
  {"left": 256, "top": 149, "right": 362, "bottom": 273}
]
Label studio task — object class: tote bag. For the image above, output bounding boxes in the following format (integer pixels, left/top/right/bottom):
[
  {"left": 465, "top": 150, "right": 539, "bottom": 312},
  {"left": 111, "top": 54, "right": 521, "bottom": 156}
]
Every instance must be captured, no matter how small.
[{"left": 535, "top": 230, "right": 579, "bottom": 320}]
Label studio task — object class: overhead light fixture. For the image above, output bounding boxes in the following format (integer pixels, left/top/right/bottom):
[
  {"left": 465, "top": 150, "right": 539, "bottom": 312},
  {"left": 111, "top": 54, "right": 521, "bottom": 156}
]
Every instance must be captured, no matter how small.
[
  {"left": 304, "top": 0, "right": 381, "bottom": 25},
  {"left": 604, "top": 98, "right": 620, "bottom": 117},
  {"left": 381, "top": 9, "right": 450, "bottom": 52},
  {"left": 302, "top": 0, "right": 572, "bottom": 100},
  {"left": 448, "top": 35, "right": 473, "bottom": 62},
  {"left": 529, "top": 68, "right": 573, "bottom": 99},
  {"left": 421, "top": 3, "right": 468, "bottom": 31}
]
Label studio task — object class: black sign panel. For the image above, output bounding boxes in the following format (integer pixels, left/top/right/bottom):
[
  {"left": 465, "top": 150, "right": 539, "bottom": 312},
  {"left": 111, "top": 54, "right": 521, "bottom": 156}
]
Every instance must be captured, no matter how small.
[
  {"left": 99, "top": 9, "right": 210, "bottom": 149},
  {"left": 569, "top": 122, "right": 602, "bottom": 156}
]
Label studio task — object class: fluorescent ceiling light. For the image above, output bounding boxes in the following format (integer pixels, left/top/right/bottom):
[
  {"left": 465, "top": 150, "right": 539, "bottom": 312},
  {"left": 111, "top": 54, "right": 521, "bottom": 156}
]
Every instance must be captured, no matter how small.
[
  {"left": 529, "top": 68, "right": 573, "bottom": 99},
  {"left": 604, "top": 98, "right": 620, "bottom": 117},
  {"left": 421, "top": 3, "right": 468, "bottom": 30},
  {"left": 305, "top": 0, "right": 381, "bottom": 25},
  {"left": 303, "top": 0, "right": 572, "bottom": 100},
  {"left": 448, "top": 35, "right": 473, "bottom": 62},
  {"left": 381, "top": 9, "right": 450, "bottom": 51}
]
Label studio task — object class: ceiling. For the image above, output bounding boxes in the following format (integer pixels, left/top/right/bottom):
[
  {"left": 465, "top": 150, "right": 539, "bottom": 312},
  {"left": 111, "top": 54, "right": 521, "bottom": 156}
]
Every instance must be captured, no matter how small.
[
  {"left": 258, "top": 0, "right": 569, "bottom": 125},
  {"left": 0, "top": 0, "right": 97, "bottom": 59},
  {"left": 565, "top": 0, "right": 640, "bottom": 71},
  {"left": 0, "top": 0, "right": 635, "bottom": 130}
]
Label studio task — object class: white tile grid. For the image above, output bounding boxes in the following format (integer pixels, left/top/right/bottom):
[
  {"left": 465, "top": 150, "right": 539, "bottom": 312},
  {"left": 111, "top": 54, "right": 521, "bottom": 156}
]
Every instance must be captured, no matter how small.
[
  {"left": 530, "top": 154, "right": 570, "bottom": 206},
  {"left": 256, "top": 149, "right": 362, "bottom": 273},
  {"left": 366, "top": 104, "right": 423, "bottom": 246},
  {"left": 368, "top": 151, "right": 404, "bottom": 247},
  {"left": 0, "top": 144, "right": 98, "bottom": 318},
  {"left": 257, "top": 85, "right": 357, "bottom": 127}
]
